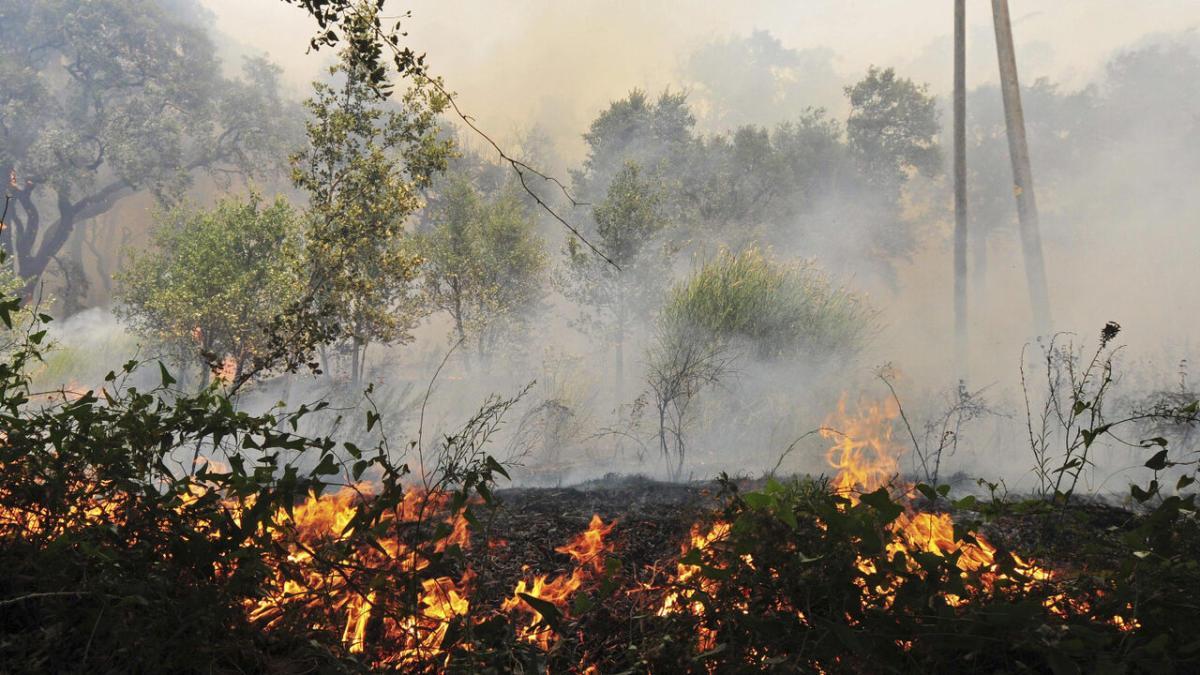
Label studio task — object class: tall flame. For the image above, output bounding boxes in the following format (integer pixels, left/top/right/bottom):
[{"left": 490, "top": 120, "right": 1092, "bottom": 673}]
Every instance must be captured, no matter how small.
[{"left": 822, "top": 395, "right": 902, "bottom": 502}]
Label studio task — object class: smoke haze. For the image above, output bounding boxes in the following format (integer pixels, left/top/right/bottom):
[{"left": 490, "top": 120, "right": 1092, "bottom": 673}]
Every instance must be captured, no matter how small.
[{"left": 31, "top": 0, "right": 1200, "bottom": 489}]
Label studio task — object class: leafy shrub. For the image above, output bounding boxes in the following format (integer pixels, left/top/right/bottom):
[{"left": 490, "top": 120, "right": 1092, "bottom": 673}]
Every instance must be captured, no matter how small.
[
  {"left": 0, "top": 251, "right": 516, "bottom": 672},
  {"left": 115, "top": 193, "right": 305, "bottom": 382},
  {"left": 660, "top": 246, "right": 876, "bottom": 362},
  {"left": 629, "top": 475, "right": 1200, "bottom": 674}
]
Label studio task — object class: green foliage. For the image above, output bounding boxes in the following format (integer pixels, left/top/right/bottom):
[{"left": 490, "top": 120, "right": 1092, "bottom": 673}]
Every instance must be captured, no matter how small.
[
  {"left": 291, "top": 49, "right": 451, "bottom": 382},
  {"left": 593, "top": 162, "right": 668, "bottom": 266},
  {"left": 845, "top": 66, "right": 942, "bottom": 194},
  {"left": 0, "top": 257, "right": 521, "bottom": 671},
  {"left": 1022, "top": 323, "right": 1200, "bottom": 505},
  {"left": 0, "top": 0, "right": 297, "bottom": 290},
  {"left": 115, "top": 193, "right": 305, "bottom": 381},
  {"left": 660, "top": 247, "right": 876, "bottom": 362},
  {"left": 620, "top": 475, "right": 1200, "bottom": 674},
  {"left": 420, "top": 174, "right": 548, "bottom": 366},
  {"left": 563, "top": 162, "right": 669, "bottom": 343},
  {"left": 573, "top": 82, "right": 937, "bottom": 277},
  {"left": 575, "top": 90, "right": 695, "bottom": 203},
  {"left": 281, "top": 0, "right": 428, "bottom": 96}
]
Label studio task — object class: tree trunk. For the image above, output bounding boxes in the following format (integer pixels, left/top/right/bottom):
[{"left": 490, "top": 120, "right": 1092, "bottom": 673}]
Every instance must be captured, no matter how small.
[
  {"left": 953, "top": 0, "right": 969, "bottom": 383},
  {"left": 972, "top": 226, "right": 988, "bottom": 308},
  {"left": 350, "top": 340, "right": 361, "bottom": 391},
  {"left": 992, "top": 0, "right": 1052, "bottom": 336},
  {"left": 614, "top": 291, "right": 626, "bottom": 406},
  {"left": 452, "top": 283, "right": 471, "bottom": 371},
  {"left": 658, "top": 401, "right": 669, "bottom": 478}
]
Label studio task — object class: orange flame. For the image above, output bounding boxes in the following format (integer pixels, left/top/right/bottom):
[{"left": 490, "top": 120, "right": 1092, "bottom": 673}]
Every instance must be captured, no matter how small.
[
  {"left": 822, "top": 395, "right": 902, "bottom": 503},
  {"left": 502, "top": 514, "right": 616, "bottom": 649}
]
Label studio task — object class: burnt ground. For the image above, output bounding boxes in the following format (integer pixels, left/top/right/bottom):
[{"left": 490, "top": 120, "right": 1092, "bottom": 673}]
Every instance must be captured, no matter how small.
[
  {"left": 448, "top": 474, "right": 1199, "bottom": 673},
  {"left": 467, "top": 474, "right": 1144, "bottom": 595},
  {"left": 467, "top": 475, "right": 721, "bottom": 605}
]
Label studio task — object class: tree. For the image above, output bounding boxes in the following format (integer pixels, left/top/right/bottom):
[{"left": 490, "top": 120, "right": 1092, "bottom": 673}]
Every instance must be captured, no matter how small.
[
  {"left": 420, "top": 174, "right": 548, "bottom": 369},
  {"left": 0, "top": 0, "right": 296, "bottom": 297},
  {"left": 845, "top": 66, "right": 942, "bottom": 195},
  {"left": 115, "top": 194, "right": 305, "bottom": 383},
  {"left": 573, "top": 89, "right": 696, "bottom": 204},
  {"left": 292, "top": 50, "right": 451, "bottom": 387},
  {"left": 563, "top": 162, "right": 668, "bottom": 401},
  {"left": 683, "top": 30, "right": 842, "bottom": 130},
  {"left": 679, "top": 111, "right": 847, "bottom": 247},
  {"left": 645, "top": 320, "right": 733, "bottom": 480}
]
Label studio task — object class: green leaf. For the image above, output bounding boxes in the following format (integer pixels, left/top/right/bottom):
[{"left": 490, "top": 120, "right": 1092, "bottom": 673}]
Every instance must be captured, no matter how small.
[
  {"left": 572, "top": 594, "right": 594, "bottom": 614},
  {"left": 742, "top": 492, "right": 773, "bottom": 510},
  {"left": 777, "top": 505, "right": 799, "bottom": 531},
  {"left": 952, "top": 495, "right": 977, "bottom": 509},
  {"left": 1131, "top": 480, "right": 1159, "bottom": 503},
  {"left": 484, "top": 455, "right": 510, "bottom": 480},
  {"left": 1144, "top": 448, "right": 1170, "bottom": 471},
  {"left": 860, "top": 487, "right": 904, "bottom": 524},
  {"left": 518, "top": 593, "right": 565, "bottom": 633},
  {"left": 158, "top": 362, "right": 176, "bottom": 387},
  {"left": 1081, "top": 425, "right": 1111, "bottom": 448},
  {"left": 313, "top": 453, "right": 339, "bottom": 476}
]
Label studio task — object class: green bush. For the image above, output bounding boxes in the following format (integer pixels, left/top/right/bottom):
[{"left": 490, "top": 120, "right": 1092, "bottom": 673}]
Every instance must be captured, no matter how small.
[
  {"left": 115, "top": 193, "right": 305, "bottom": 381},
  {"left": 661, "top": 247, "right": 876, "bottom": 362}
]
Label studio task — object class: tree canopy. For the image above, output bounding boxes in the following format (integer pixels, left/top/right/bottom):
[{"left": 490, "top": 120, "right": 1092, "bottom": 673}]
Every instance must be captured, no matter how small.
[
  {"left": 0, "top": 0, "right": 297, "bottom": 296},
  {"left": 115, "top": 194, "right": 306, "bottom": 382},
  {"left": 291, "top": 52, "right": 452, "bottom": 384},
  {"left": 420, "top": 174, "right": 547, "bottom": 367}
]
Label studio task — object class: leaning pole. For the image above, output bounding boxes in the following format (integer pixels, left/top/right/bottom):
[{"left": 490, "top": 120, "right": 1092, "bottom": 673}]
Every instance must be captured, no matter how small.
[{"left": 991, "top": 0, "right": 1052, "bottom": 336}]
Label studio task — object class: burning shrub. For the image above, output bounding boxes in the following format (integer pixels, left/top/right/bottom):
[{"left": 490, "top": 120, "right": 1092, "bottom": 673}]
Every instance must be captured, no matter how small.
[
  {"left": 0, "top": 258, "right": 520, "bottom": 671},
  {"left": 615, "top": 395, "right": 1200, "bottom": 674}
]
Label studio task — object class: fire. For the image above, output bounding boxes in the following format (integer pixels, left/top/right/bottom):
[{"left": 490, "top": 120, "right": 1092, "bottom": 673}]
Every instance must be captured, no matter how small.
[
  {"left": 822, "top": 396, "right": 902, "bottom": 502},
  {"left": 822, "top": 396, "right": 1054, "bottom": 606},
  {"left": 213, "top": 355, "right": 238, "bottom": 385},
  {"left": 4, "top": 382, "right": 1146, "bottom": 670},
  {"left": 657, "top": 521, "right": 730, "bottom": 653},
  {"left": 502, "top": 514, "right": 617, "bottom": 649},
  {"left": 652, "top": 392, "right": 1140, "bottom": 665},
  {"left": 823, "top": 396, "right": 1139, "bottom": 631},
  {"left": 247, "top": 486, "right": 476, "bottom": 666}
]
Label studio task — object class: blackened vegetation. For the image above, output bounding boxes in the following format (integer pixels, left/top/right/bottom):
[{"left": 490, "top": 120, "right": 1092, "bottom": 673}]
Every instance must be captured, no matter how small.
[{"left": 467, "top": 478, "right": 1200, "bottom": 674}]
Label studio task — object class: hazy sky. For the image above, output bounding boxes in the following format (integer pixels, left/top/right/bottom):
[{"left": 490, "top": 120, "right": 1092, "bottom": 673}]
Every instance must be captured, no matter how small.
[{"left": 203, "top": 1, "right": 1198, "bottom": 158}]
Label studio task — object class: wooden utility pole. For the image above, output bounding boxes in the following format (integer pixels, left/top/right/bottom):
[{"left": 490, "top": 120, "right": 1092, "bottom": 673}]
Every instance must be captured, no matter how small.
[
  {"left": 953, "top": 0, "right": 968, "bottom": 381},
  {"left": 991, "top": 0, "right": 1052, "bottom": 336}
]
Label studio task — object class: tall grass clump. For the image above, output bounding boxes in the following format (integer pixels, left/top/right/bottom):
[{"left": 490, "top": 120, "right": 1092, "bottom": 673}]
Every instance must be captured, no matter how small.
[{"left": 660, "top": 246, "right": 877, "bottom": 361}]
